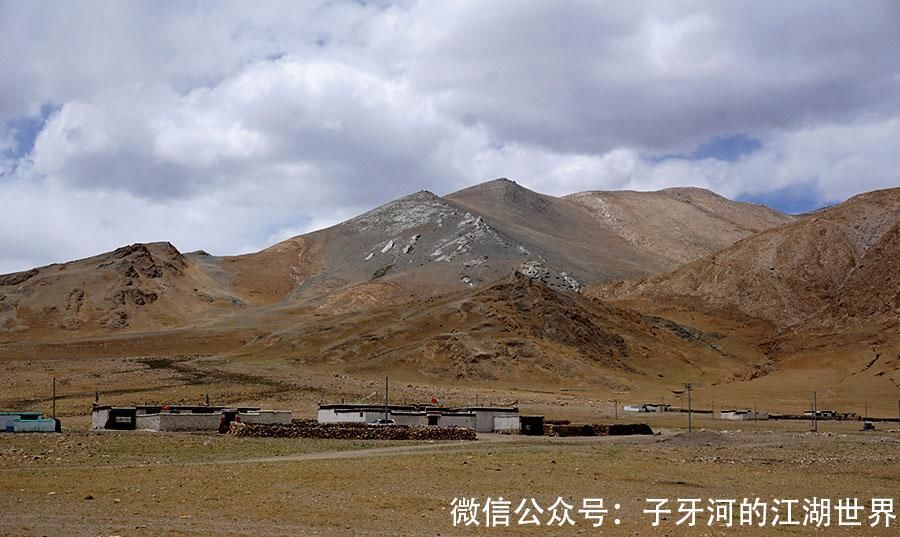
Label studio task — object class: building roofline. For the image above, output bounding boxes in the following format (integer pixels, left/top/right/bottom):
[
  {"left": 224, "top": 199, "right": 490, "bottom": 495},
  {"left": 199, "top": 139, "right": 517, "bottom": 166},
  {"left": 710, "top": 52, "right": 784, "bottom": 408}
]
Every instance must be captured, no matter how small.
[{"left": 319, "top": 404, "right": 518, "bottom": 413}]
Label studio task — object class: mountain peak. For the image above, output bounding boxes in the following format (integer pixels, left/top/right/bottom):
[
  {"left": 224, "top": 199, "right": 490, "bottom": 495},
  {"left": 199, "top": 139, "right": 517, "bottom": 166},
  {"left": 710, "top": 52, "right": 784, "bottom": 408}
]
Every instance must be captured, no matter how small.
[
  {"left": 446, "top": 178, "right": 553, "bottom": 215},
  {"left": 659, "top": 186, "right": 721, "bottom": 198},
  {"left": 401, "top": 189, "right": 441, "bottom": 202},
  {"left": 447, "top": 177, "right": 534, "bottom": 197}
]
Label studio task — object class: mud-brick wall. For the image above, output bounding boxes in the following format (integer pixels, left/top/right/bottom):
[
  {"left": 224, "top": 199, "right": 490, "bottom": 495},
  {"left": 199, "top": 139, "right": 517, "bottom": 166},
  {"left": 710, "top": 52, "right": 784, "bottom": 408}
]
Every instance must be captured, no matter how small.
[{"left": 136, "top": 413, "right": 221, "bottom": 432}]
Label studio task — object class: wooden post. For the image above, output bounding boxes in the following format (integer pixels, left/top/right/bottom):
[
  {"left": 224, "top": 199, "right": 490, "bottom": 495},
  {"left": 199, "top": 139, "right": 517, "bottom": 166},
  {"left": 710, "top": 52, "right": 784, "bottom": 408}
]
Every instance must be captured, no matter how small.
[
  {"left": 812, "top": 391, "right": 818, "bottom": 433},
  {"left": 685, "top": 383, "right": 693, "bottom": 432}
]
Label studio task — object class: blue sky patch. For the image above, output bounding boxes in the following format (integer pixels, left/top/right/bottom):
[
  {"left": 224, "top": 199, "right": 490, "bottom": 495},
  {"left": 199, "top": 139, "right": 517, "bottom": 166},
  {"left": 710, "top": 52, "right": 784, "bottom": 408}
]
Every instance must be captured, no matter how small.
[
  {"left": 647, "top": 133, "right": 763, "bottom": 163},
  {"left": 690, "top": 133, "right": 762, "bottom": 162},
  {"left": 738, "top": 181, "right": 828, "bottom": 215},
  {"left": 3, "top": 103, "right": 59, "bottom": 159}
]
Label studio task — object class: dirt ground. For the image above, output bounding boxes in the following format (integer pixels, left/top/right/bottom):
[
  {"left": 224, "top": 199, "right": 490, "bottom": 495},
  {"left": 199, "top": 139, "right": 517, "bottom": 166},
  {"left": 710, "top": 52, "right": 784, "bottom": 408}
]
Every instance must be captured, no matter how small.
[
  {"left": 1, "top": 350, "right": 897, "bottom": 536},
  {"left": 1, "top": 424, "right": 897, "bottom": 537}
]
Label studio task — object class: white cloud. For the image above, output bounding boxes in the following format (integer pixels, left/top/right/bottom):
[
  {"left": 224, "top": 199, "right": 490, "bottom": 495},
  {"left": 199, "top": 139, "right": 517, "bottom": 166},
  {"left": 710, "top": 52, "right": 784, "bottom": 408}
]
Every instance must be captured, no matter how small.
[{"left": 1, "top": 1, "right": 899, "bottom": 272}]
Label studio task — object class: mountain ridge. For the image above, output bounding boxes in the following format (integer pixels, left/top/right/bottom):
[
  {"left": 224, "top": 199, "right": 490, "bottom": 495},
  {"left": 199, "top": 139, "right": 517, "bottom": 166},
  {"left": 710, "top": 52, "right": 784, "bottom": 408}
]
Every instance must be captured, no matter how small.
[{"left": 0, "top": 180, "right": 793, "bottom": 339}]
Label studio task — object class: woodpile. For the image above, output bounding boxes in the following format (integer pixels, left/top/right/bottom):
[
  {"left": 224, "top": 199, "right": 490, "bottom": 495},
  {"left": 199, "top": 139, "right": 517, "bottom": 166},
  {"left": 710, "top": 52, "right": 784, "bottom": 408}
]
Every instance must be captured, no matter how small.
[
  {"left": 603, "top": 423, "right": 654, "bottom": 435},
  {"left": 543, "top": 422, "right": 653, "bottom": 437},
  {"left": 228, "top": 420, "right": 477, "bottom": 440}
]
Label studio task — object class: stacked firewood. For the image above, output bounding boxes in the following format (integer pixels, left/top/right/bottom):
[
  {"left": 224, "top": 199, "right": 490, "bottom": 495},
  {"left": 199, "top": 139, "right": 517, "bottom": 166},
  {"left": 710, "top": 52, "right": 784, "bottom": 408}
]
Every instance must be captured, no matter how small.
[
  {"left": 228, "top": 419, "right": 477, "bottom": 440},
  {"left": 543, "top": 423, "right": 653, "bottom": 437}
]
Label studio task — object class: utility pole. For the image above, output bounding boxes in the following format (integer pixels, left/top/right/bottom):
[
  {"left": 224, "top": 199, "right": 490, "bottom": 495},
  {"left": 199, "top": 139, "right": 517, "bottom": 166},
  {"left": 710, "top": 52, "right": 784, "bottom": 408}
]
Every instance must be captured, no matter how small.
[
  {"left": 864, "top": 401, "right": 868, "bottom": 421},
  {"left": 384, "top": 376, "right": 389, "bottom": 422},
  {"left": 812, "top": 391, "right": 818, "bottom": 433},
  {"left": 613, "top": 400, "right": 618, "bottom": 420},
  {"left": 685, "top": 383, "right": 693, "bottom": 432},
  {"left": 51, "top": 378, "right": 56, "bottom": 419},
  {"left": 754, "top": 400, "right": 758, "bottom": 422}
]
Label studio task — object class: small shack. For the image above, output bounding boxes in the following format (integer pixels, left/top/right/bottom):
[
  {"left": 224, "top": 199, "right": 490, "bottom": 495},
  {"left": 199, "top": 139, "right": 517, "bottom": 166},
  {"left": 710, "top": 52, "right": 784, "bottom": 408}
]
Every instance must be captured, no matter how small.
[
  {"left": 519, "top": 415, "right": 545, "bottom": 436},
  {"left": 0, "top": 411, "right": 60, "bottom": 433}
]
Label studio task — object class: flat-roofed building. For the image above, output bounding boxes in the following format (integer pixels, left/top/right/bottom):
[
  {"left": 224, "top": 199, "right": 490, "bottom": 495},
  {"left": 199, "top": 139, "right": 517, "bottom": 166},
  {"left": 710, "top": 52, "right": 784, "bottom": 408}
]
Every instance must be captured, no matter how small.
[
  {"left": 317, "top": 403, "right": 516, "bottom": 432},
  {"left": 0, "top": 411, "right": 59, "bottom": 433},
  {"left": 91, "top": 404, "right": 291, "bottom": 432}
]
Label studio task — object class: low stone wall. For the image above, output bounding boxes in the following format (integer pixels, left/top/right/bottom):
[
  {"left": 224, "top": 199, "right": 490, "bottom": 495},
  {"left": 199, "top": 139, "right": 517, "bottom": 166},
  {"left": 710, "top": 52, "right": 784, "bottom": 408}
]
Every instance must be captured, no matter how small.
[
  {"left": 228, "top": 420, "right": 477, "bottom": 441},
  {"left": 544, "top": 423, "right": 653, "bottom": 437}
]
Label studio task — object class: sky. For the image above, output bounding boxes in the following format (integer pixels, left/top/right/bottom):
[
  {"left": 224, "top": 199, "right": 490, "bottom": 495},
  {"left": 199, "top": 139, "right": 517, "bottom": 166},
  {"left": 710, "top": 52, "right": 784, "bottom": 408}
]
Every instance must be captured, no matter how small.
[{"left": 1, "top": 1, "right": 899, "bottom": 273}]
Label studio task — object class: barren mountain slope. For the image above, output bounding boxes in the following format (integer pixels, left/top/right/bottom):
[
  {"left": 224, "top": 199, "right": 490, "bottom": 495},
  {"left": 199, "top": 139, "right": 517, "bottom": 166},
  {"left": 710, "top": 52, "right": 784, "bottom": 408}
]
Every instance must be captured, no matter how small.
[
  {"left": 789, "top": 218, "right": 900, "bottom": 335},
  {"left": 446, "top": 179, "right": 664, "bottom": 281},
  {"left": 595, "top": 188, "right": 900, "bottom": 329},
  {"left": 0, "top": 243, "right": 244, "bottom": 339},
  {"left": 0, "top": 180, "right": 795, "bottom": 341},
  {"left": 261, "top": 189, "right": 584, "bottom": 301},
  {"left": 566, "top": 187, "right": 793, "bottom": 268},
  {"left": 214, "top": 185, "right": 627, "bottom": 310},
  {"left": 240, "top": 273, "right": 746, "bottom": 390},
  {"left": 228, "top": 179, "right": 791, "bottom": 312}
]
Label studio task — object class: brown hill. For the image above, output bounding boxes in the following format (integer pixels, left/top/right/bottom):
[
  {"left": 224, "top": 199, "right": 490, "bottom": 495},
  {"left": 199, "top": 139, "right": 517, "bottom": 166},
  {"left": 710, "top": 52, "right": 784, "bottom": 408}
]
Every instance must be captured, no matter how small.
[
  {"left": 565, "top": 187, "right": 792, "bottom": 268},
  {"left": 0, "top": 180, "right": 791, "bottom": 342},
  {"left": 3, "top": 182, "right": 897, "bottom": 416},
  {"left": 446, "top": 179, "right": 659, "bottom": 282},
  {"left": 595, "top": 187, "right": 900, "bottom": 332},
  {"left": 582, "top": 189, "right": 900, "bottom": 414},
  {"left": 0, "top": 242, "right": 244, "bottom": 339},
  {"left": 208, "top": 180, "right": 791, "bottom": 314},
  {"left": 237, "top": 272, "right": 741, "bottom": 389}
]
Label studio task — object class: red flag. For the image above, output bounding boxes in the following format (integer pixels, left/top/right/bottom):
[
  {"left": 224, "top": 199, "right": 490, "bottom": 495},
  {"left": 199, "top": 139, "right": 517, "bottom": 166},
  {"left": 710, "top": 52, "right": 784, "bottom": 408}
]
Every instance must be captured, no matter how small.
[{"left": 431, "top": 396, "right": 439, "bottom": 405}]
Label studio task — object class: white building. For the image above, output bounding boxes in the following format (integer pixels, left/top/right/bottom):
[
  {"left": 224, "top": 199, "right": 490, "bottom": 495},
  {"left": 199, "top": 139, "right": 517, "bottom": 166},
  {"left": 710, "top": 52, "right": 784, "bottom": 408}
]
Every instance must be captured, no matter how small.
[
  {"left": 317, "top": 404, "right": 518, "bottom": 432},
  {"left": 91, "top": 405, "right": 292, "bottom": 432},
  {"left": 0, "top": 411, "right": 58, "bottom": 433},
  {"left": 624, "top": 403, "right": 669, "bottom": 413},
  {"left": 720, "top": 409, "right": 768, "bottom": 421}
]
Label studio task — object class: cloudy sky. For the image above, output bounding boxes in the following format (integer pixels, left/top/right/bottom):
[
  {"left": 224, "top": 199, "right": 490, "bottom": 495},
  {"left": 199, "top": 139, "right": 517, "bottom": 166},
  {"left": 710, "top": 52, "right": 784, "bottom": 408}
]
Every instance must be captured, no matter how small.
[{"left": 2, "top": 1, "right": 899, "bottom": 273}]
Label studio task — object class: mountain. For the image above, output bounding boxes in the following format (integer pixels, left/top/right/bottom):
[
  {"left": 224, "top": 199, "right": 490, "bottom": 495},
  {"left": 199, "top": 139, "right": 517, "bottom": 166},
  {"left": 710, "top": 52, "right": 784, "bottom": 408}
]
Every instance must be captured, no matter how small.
[
  {"left": 595, "top": 188, "right": 900, "bottom": 331},
  {"left": 446, "top": 179, "right": 658, "bottom": 282},
  {"left": 0, "top": 179, "right": 790, "bottom": 341},
  {"left": 0, "top": 242, "right": 243, "bottom": 338},
  {"left": 448, "top": 179, "right": 793, "bottom": 279},
  {"left": 565, "top": 187, "right": 792, "bottom": 268},
  {"left": 581, "top": 187, "right": 900, "bottom": 413},
  {"left": 3, "top": 180, "right": 897, "bottom": 414},
  {"left": 225, "top": 273, "right": 739, "bottom": 390}
]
